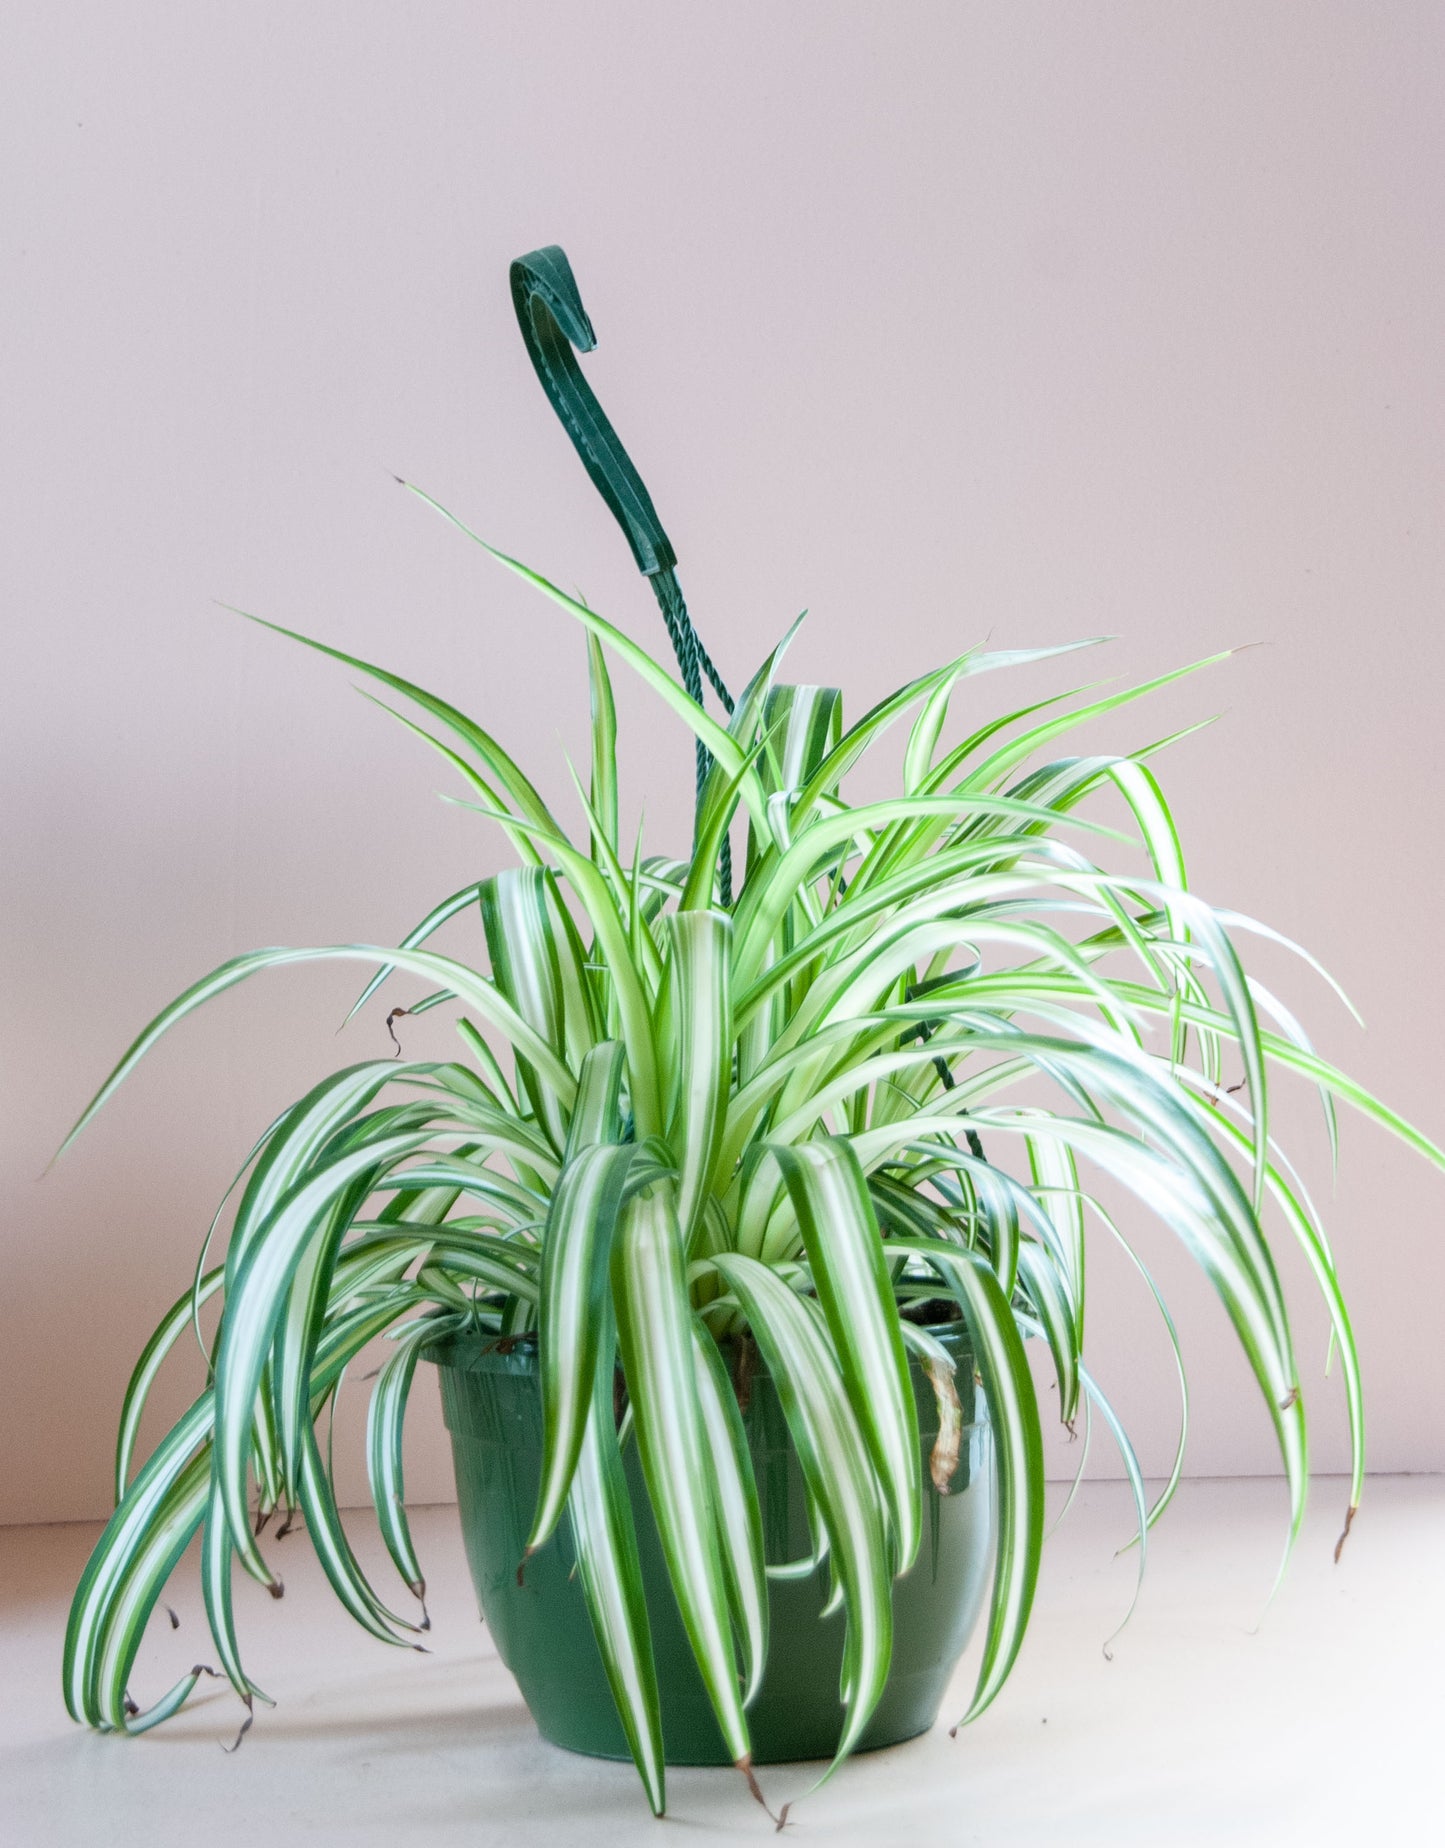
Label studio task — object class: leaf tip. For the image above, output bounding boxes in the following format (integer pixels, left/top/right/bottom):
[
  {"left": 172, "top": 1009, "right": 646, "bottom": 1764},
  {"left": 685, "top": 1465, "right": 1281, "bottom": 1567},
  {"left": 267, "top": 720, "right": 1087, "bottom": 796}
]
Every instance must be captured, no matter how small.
[
  {"left": 222, "top": 1702, "right": 254, "bottom": 1754},
  {"left": 736, "top": 1756, "right": 783, "bottom": 1827}
]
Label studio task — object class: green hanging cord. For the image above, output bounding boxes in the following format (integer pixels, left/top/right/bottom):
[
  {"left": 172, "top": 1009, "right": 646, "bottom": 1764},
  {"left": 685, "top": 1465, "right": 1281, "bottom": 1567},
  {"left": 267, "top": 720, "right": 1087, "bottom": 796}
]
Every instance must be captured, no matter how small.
[{"left": 509, "top": 245, "right": 735, "bottom": 905}]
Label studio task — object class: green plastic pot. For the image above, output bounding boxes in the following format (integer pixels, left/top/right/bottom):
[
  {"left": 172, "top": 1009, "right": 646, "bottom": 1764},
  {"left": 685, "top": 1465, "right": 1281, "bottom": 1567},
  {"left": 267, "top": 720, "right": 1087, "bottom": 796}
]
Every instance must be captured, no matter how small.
[{"left": 427, "top": 1323, "right": 994, "bottom": 1766}]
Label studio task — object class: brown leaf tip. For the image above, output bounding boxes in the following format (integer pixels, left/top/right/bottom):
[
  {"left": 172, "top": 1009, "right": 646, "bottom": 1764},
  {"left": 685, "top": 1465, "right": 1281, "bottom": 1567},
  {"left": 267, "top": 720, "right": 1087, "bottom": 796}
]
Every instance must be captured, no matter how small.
[
  {"left": 735, "top": 1755, "right": 784, "bottom": 1828},
  {"left": 222, "top": 1708, "right": 254, "bottom": 1755}
]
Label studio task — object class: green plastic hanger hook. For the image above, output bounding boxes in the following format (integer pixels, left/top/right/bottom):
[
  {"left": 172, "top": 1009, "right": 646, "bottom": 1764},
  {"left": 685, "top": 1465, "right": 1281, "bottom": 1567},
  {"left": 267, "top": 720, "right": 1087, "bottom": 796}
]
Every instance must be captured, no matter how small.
[
  {"left": 510, "top": 244, "right": 735, "bottom": 900},
  {"left": 510, "top": 246, "right": 677, "bottom": 581}
]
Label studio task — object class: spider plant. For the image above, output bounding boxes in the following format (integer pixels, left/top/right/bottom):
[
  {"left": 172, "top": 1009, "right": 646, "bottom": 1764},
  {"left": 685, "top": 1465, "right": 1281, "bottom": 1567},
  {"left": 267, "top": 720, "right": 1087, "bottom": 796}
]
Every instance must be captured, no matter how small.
[{"left": 58, "top": 484, "right": 1444, "bottom": 1820}]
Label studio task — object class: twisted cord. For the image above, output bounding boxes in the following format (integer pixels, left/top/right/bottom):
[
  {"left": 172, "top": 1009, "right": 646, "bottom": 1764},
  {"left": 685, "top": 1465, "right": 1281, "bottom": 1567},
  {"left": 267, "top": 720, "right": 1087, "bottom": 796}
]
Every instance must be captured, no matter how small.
[
  {"left": 651, "top": 571, "right": 734, "bottom": 906},
  {"left": 695, "top": 634, "right": 735, "bottom": 715}
]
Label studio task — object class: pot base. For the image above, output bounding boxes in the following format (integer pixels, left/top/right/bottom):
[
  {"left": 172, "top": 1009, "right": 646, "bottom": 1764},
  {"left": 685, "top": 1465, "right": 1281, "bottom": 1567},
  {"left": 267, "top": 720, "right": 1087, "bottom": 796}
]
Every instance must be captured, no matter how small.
[{"left": 542, "top": 1716, "right": 935, "bottom": 1769}]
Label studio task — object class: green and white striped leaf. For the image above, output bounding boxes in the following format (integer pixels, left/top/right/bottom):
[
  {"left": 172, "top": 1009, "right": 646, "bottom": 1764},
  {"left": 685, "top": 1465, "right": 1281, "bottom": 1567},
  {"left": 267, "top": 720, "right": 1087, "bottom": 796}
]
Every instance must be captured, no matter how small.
[
  {"left": 365, "top": 1318, "right": 439, "bottom": 1602},
  {"left": 567, "top": 1304, "right": 665, "bottom": 1814},
  {"left": 114, "top": 1267, "right": 224, "bottom": 1502},
  {"left": 759, "top": 683, "right": 842, "bottom": 798},
  {"left": 611, "top": 1185, "right": 751, "bottom": 1765},
  {"left": 691, "top": 1321, "right": 769, "bottom": 1705},
  {"left": 481, "top": 869, "right": 572, "bottom": 1150},
  {"left": 710, "top": 1252, "right": 892, "bottom": 1771},
  {"left": 768, "top": 1140, "right": 920, "bottom": 1572},
  {"left": 665, "top": 910, "right": 734, "bottom": 1246},
  {"left": 56, "top": 947, "right": 578, "bottom": 1160},
  {"left": 528, "top": 1140, "right": 645, "bottom": 1555},
  {"left": 587, "top": 632, "right": 620, "bottom": 860}
]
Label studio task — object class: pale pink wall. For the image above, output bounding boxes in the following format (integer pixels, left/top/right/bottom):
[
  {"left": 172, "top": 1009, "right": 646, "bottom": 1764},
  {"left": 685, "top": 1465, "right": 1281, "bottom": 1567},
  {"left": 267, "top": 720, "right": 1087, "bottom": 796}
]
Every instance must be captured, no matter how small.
[{"left": 4, "top": 2, "right": 1443, "bottom": 1525}]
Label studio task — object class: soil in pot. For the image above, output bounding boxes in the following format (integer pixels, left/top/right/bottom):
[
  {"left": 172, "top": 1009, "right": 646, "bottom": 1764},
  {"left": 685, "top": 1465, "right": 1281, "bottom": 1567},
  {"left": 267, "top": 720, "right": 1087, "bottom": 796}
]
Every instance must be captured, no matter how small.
[{"left": 426, "top": 1321, "right": 994, "bottom": 1766}]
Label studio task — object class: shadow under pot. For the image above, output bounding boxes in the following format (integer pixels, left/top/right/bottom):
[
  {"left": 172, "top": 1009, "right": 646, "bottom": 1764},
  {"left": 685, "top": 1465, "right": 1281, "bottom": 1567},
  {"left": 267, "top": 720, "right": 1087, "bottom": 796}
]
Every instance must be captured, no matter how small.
[{"left": 425, "top": 1320, "right": 994, "bottom": 1766}]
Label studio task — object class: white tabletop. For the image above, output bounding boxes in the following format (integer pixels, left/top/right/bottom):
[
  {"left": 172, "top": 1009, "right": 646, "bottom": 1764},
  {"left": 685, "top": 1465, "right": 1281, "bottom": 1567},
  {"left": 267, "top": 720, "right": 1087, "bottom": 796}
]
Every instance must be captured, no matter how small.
[{"left": 5, "top": 1476, "right": 1438, "bottom": 1846}]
